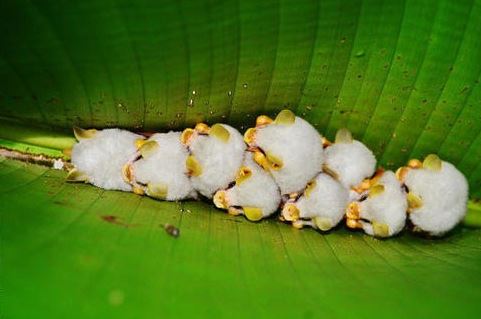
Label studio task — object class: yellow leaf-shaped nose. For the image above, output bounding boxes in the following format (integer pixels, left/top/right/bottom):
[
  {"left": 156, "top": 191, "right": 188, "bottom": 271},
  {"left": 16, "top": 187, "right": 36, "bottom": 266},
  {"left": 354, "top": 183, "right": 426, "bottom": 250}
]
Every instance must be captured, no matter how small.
[
  {"left": 181, "top": 128, "right": 195, "bottom": 145},
  {"left": 195, "top": 122, "right": 210, "bottom": 134},
  {"left": 266, "top": 152, "right": 283, "bottom": 170},
  {"left": 407, "top": 158, "right": 422, "bottom": 169},
  {"left": 235, "top": 166, "right": 252, "bottom": 185},
  {"left": 253, "top": 150, "right": 270, "bottom": 171},
  {"left": 186, "top": 155, "right": 202, "bottom": 177}
]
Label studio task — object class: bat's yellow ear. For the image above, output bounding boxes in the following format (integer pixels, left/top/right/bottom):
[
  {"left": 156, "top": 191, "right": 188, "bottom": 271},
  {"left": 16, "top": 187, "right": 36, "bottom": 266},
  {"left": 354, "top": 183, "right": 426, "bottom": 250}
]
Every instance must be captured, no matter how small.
[
  {"left": 147, "top": 183, "right": 168, "bottom": 200},
  {"left": 135, "top": 138, "right": 147, "bottom": 149},
  {"left": 256, "top": 115, "right": 273, "bottom": 127},
  {"left": 181, "top": 128, "right": 195, "bottom": 145},
  {"left": 372, "top": 221, "right": 390, "bottom": 237},
  {"left": 314, "top": 217, "right": 333, "bottom": 231},
  {"left": 335, "top": 128, "right": 353, "bottom": 143},
  {"left": 73, "top": 127, "right": 97, "bottom": 140},
  {"left": 423, "top": 154, "right": 442, "bottom": 171},
  {"left": 243, "top": 207, "right": 263, "bottom": 222},
  {"left": 209, "top": 124, "right": 230, "bottom": 142},
  {"left": 274, "top": 109, "right": 295, "bottom": 125},
  {"left": 139, "top": 140, "right": 159, "bottom": 158},
  {"left": 122, "top": 164, "right": 133, "bottom": 183},
  {"left": 407, "top": 159, "right": 422, "bottom": 169},
  {"left": 368, "top": 184, "right": 385, "bottom": 198},
  {"left": 66, "top": 169, "right": 88, "bottom": 182}
]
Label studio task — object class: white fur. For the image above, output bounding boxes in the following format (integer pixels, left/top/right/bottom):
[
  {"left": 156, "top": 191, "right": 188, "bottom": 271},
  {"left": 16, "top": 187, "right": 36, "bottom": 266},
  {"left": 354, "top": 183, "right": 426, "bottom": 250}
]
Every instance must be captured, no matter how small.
[
  {"left": 132, "top": 132, "right": 196, "bottom": 201},
  {"left": 324, "top": 140, "right": 376, "bottom": 189},
  {"left": 72, "top": 129, "right": 142, "bottom": 191},
  {"left": 254, "top": 116, "right": 323, "bottom": 195},
  {"left": 223, "top": 152, "right": 281, "bottom": 218},
  {"left": 404, "top": 161, "right": 468, "bottom": 236},
  {"left": 349, "top": 189, "right": 362, "bottom": 202},
  {"left": 292, "top": 173, "right": 349, "bottom": 230},
  {"left": 189, "top": 124, "right": 246, "bottom": 198},
  {"left": 359, "top": 171, "right": 407, "bottom": 237}
]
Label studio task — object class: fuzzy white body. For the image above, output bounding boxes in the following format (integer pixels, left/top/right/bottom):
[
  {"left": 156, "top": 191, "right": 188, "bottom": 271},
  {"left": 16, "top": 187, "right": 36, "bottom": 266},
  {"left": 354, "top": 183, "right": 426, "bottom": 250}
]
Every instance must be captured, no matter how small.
[
  {"left": 72, "top": 129, "right": 142, "bottom": 191},
  {"left": 255, "top": 116, "right": 323, "bottom": 195},
  {"left": 324, "top": 140, "right": 376, "bottom": 189},
  {"left": 222, "top": 152, "right": 281, "bottom": 218},
  {"left": 404, "top": 161, "right": 468, "bottom": 236},
  {"left": 294, "top": 173, "right": 349, "bottom": 230},
  {"left": 132, "top": 132, "right": 196, "bottom": 200},
  {"left": 189, "top": 124, "right": 246, "bottom": 198},
  {"left": 359, "top": 171, "right": 407, "bottom": 237}
]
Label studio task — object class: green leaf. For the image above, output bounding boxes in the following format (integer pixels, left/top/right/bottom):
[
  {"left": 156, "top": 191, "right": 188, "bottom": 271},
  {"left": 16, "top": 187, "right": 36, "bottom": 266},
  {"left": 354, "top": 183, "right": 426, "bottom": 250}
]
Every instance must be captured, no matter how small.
[
  {"left": 2, "top": 159, "right": 481, "bottom": 318},
  {"left": 1, "top": 0, "right": 481, "bottom": 317}
]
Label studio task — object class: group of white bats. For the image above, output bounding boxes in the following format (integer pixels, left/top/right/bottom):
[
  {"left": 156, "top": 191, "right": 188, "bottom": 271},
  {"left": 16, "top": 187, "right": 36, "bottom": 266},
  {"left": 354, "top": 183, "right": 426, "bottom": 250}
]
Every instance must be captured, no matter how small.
[{"left": 67, "top": 109, "right": 469, "bottom": 238}]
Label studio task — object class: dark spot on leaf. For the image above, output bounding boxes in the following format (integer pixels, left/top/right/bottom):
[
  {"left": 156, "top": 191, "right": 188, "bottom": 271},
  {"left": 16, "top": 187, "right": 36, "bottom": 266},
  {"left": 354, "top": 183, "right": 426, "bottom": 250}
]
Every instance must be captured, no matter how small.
[
  {"left": 101, "top": 215, "right": 132, "bottom": 227},
  {"left": 102, "top": 215, "right": 118, "bottom": 223},
  {"left": 47, "top": 97, "right": 61, "bottom": 104},
  {"left": 163, "top": 224, "right": 180, "bottom": 238}
]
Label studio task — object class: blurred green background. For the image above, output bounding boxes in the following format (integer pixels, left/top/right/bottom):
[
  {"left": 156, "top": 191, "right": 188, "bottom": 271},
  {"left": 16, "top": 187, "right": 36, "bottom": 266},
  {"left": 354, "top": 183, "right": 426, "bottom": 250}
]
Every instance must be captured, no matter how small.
[{"left": 1, "top": 0, "right": 481, "bottom": 318}]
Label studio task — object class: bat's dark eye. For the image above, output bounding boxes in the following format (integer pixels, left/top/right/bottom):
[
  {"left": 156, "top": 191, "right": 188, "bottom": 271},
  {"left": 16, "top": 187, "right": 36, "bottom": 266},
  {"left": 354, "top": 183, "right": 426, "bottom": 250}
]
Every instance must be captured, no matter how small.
[{"left": 359, "top": 194, "right": 368, "bottom": 202}]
